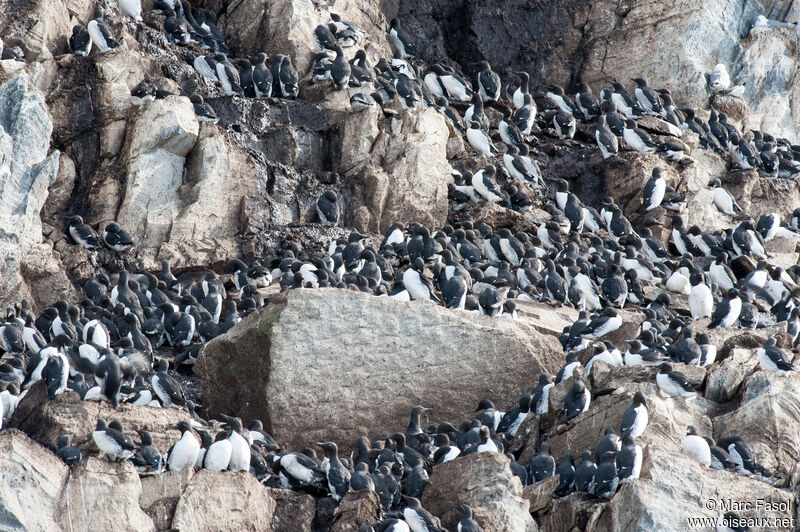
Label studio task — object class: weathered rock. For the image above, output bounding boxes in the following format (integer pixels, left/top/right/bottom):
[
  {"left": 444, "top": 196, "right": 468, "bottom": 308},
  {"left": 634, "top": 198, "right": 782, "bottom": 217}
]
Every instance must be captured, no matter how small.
[
  {"left": 59, "top": 457, "right": 155, "bottom": 532},
  {"left": 343, "top": 108, "right": 452, "bottom": 234},
  {"left": 590, "top": 362, "right": 706, "bottom": 396},
  {"left": 705, "top": 348, "right": 760, "bottom": 403},
  {"left": 330, "top": 490, "right": 381, "bottom": 532},
  {"left": 597, "top": 450, "right": 795, "bottom": 531},
  {"left": 0, "top": 0, "right": 89, "bottom": 61},
  {"left": 139, "top": 468, "right": 195, "bottom": 531},
  {"left": 713, "top": 371, "right": 800, "bottom": 482},
  {"left": 421, "top": 452, "right": 537, "bottom": 532},
  {"left": 536, "top": 493, "right": 605, "bottom": 532},
  {"left": 546, "top": 383, "right": 714, "bottom": 464},
  {"left": 197, "top": 288, "right": 563, "bottom": 451},
  {"left": 117, "top": 96, "right": 199, "bottom": 251},
  {"left": 10, "top": 381, "right": 189, "bottom": 454},
  {"left": 94, "top": 46, "right": 158, "bottom": 122},
  {"left": 600, "top": 152, "right": 682, "bottom": 223},
  {"left": 740, "top": 25, "right": 800, "bottom": 142},
  {"left": 635, "top": 115, "right": 683, "bottom": 138},
  {"left": 0, "top": 75, "right": 74, "bottom": 309},
  {"left": 171, "top": 470, "right": 276, "bottom": 532},
  {"left": 522, "top": 475, "right": 559, "bottom": 514},
  {"left": 258, "top": 0, "right": 391, "bottom": 78},
  {"left": 153, "top": 123, "right": 255, "bottom": 270},
  {"left": 268, "top": 488, "right": 316, "bottom": 532},
  {"left": 0, "top": 430, "right": 69, "bottom": 532}
]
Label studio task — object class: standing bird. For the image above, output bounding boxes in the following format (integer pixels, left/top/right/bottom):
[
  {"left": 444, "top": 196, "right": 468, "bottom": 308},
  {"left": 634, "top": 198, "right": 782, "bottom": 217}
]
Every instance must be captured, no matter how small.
[
  {"left": 102, "top": 223, "right": 134, "bottom": 251},
  {"left": 756, "top": 337, "right": 794, "bottom": 375},
  {"left": 388, "top": 18, "right": 415, "bottom": 59},
  {"left": 57, "top": 434, "right": 83, "bottom": 467},
  {"left": 688, "top": 273, "right": 713, "bottom": 320},
  {"left": 219, "top": 414, "right": 251, "bottom": 472},
  {"left": 564, "top": 381, "right": 591, "bottom": 420},
  {"left": 642, "top": 168, "right": 666, "bottom": 211},
  {"left": 466, "top": 123, "right": 494, "bottom": 157},
  {"left": 152, "top": 359, "right": 186, "bottom": 408},
  {"left": 619, "top": 392, "right": 648, "bottom": 440},
  {"left": 476, "top": 61, "right": 501, "bottom": 102},
  {"left": 709, "top": 179, "right": 742, "bottom": 216},
  {"left": 203, "top": 427, "right": 233, "bottom": 470},
  {"left": 87, "top": 11, "right": 119, "bottom": 53},
  {"left": 452, "top": 504, "right": 483, "bottom": 532},
  {"left": 317, "top": 442, "right": 351, "bottom": 501},
  {"left": 167, "top": 421, "right": 200, "bottom": 471},
  {"left": 316, "top": 191, "right": 339, "bottom": 226},
  {"left": 595, "top": 115, "right": 618, "bottom": 159}
]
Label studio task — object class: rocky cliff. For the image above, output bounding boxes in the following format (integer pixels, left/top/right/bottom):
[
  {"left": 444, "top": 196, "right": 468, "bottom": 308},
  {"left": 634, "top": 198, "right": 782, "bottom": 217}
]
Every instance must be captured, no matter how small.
[{"left": 1, "top": 0, "right": 800, "bottom": 531}]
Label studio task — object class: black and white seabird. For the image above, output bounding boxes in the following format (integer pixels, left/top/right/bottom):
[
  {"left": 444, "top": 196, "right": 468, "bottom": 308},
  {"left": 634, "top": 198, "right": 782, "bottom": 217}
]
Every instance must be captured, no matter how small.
[
  {"left": 757, "top": 337, "right": 794, "bottom": 375},
  {"left": 527, "top": 442, "right": 556, "bottom": 483},
  {"left": 555, "top": 454, "right": 576, "bottom": 496},
  {"left": 330, "top": 45, "right": 351, "bottom": 90},
  {"left": 574, "top": 451, "right": 596, "bottom": 492},
  {"left": 152, "top": 359, "right": 186, "bottom": 407},
  {"left": 631, "top": 78, "right": 663, "bottom": 115},
  {"left": 655, "top": 363, "right": 696, "bottom": 398},
  {"left": 316, "top": 191, "right": 339, "bottom": 226},
  {"left": 642, "top": 167, "right": 666, "bottom": 211},
  {"left": 69, "top": 25, "right": 92, "bottom": 56},
  {"left": 622, "top": 119, "right": 656, "bottom": 152},
  {"left": 595, "top": 115, "right": 619, "bottom": 159},
  {"left": 132, "top": 430, "right": 163, "bottom": 475},
  {"left": 617, "top": 436, "right": 642, "bottom": 480},
  {"left": 119, "top": 0, "right": 143, "bottom": 21},
  {"left": 388, "top": 18, "right": 415, "bottom": 59},
  {"left": 682, "top": 426, "right": 711, "bottom": 466},
  {"left": 67, "top": 216, "right": 100, "bottom": 249},
  {"left": 56, "top": 434, "right": 82, "bottom": 467},
  {"left": 688, "top": 273, "right": 713, "bottom": 320},
  {"left": 619, "top": 392, "right": 648, "bottom": 440},
  {"left": 710, "top": 178, "right": 742, "bottom": 216},
  {"left": 87, "top": 14, "right": 119, "bottom": 53},
  {"left": 317, "top": 441, "right": 351, "bottom": 501},
  {"left": 564, "top": 380, "right": 591, "bottom": 420},
  {"left": 553, "top": 110, "right": 576, "bottom": 140},
  {"left": 709, "top": 289, "right": 742, "bottom": 329},
  {"left": 452, "top": 504, "right": 482, "bottom": 532},
  {"left": 476, "top": 61, "right": 501, "bottom": 102},
  {"left": 167, "top": 421, "right": 200, "bottom": 471},
  {"left": 93, "top": 418, "right": 136, "bottom": 461},
  {"left": 189, "top": 94, "right": 218, "bottom": 123},
  {"left": 102, "top": 222, "right": 134, "bottom": 251},
  {"left": 591, "top": 451, "right": 618, "bottom": 499},
  {"left": 496, "top": 394, "right": 532, "bottom": 436}
]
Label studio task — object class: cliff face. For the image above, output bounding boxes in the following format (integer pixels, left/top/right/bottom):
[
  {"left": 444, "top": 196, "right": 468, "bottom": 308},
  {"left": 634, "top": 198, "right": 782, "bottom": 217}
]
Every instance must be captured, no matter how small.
[{"left": 2, "top": 0, "right": 800, "bottom": 530}]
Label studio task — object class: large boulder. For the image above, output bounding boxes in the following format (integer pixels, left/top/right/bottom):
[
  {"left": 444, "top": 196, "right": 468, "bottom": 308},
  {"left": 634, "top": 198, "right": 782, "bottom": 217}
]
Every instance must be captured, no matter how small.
[
  {"left": 0, "top": 75, "right": 74, "bottom": 309},
  {"left": 139, "top": 468, "right": 195, "bottom": 531},
  {"left": 58, "top": 458, "right": 155, "bottom": 532},
  {"left": 0, "top": 0, "right": 92, "bottom": 61},
  {"left": 597, "top": 450, "right": 795, "bottom": 531},
  {"left": 170, "top": 470, "right": 276, "bottom": 532},
  {"left": 196, "top": 288, "right": 563, "bottom": 450},
  {"left": 0, "top": 430, "right": 69, "bottom": 532},
  {"left": 421, "top": 452, "right": 537, "bottom": 532}
]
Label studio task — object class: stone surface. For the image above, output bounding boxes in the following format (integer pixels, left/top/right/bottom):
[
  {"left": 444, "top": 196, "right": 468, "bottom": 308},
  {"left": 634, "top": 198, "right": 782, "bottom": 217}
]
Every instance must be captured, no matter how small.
[
  {"left": 58, "top": 457, "right": 155, "bottom": 532},
  {"left": 522, "top": 475, "right": 559, "bottom": 514},
  {"left": 140, "top": 468, "right": 195, "bottom": 531},
  {"left": 11, "top": 381, "right": 189, "bottom": 454},
  {"left": 197, "top": 288, "right": 563, "bottom": 451},
  {"left": 705, "top": 347, "right": 760, "bottom": 403},
  {"left": 268, "top": 488, "right": 316, "bottom": 532},
  {"left": 171, "top": 470, "right": 276, "bottom": 532},
  {"left": 0, "top": 0, "right": 89, "bottom": 61},
  {"left": 421, "top": 452, "right": 537, "bottom": 532},
  {"left": 597, "top": 450, "right": 795, "bottom": 531},
  {"left": 713, "top": 371, "right": 800, "bottom": 482},
  {"left": 0, "top": 75, "right": 74, "bottom": 309},
  {"left": 0, "top": 430, "right": 68, "bottom": 532},
  {"left": 343, "top": 108, "right": 452, "bottom": 234},
  {"left": 117, "top": 96, "right": 199, "bottom": 250},
  {"left": 330, "top": 490, "right": 381, "bottom": 532}
]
